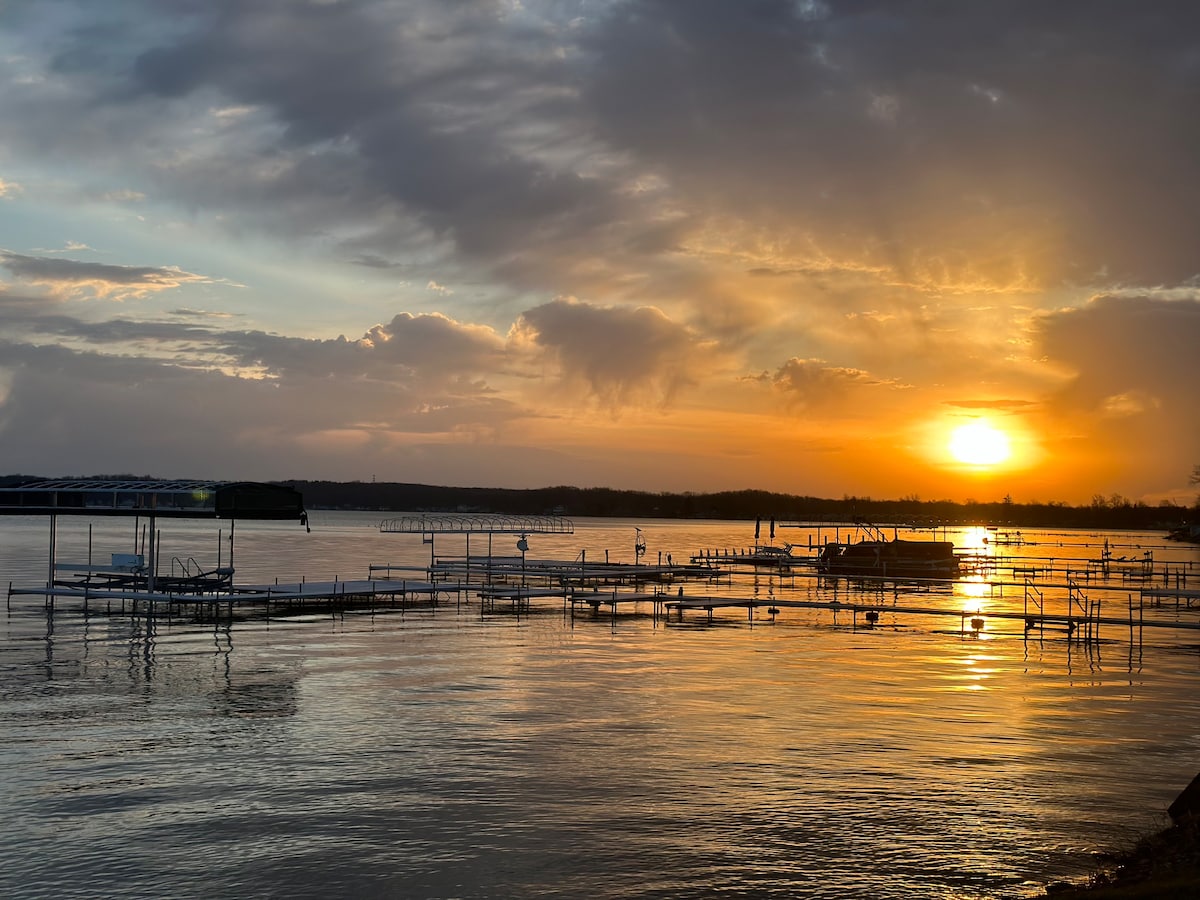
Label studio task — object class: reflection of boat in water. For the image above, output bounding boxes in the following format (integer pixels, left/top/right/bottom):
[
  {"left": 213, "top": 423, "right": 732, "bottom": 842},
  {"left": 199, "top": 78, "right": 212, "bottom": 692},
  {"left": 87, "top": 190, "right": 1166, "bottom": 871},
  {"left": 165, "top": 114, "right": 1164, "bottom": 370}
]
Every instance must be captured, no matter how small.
[{"left": 817, "top": 522, "right": 959, "bottom": 580}]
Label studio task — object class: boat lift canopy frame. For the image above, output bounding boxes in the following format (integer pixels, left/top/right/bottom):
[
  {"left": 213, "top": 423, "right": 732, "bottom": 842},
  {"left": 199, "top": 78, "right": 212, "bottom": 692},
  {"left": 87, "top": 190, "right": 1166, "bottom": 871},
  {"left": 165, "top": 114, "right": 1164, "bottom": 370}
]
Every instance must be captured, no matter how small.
[
  {"left": 379, "top": 514, "right": 574, "bottom": 535},
  {"left": 0, "top": 479, "right": 308, "bottom": 592},
  {"left": 0, "top": 479, "right": 307, "bottom": 520},
  {"left": 379, "top": 514, "right": 575, "bottom": 571}
]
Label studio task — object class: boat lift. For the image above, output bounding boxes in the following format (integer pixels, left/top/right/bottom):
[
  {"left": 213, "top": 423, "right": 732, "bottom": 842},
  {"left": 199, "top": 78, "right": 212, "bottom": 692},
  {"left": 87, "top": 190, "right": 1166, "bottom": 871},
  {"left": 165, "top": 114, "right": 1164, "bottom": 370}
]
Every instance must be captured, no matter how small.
[
  {"left": 0, "top": 479, "right": 308, "bottom": 595},
  {"left": 377, "top": 514, "right": 575, "bottom": 586}
]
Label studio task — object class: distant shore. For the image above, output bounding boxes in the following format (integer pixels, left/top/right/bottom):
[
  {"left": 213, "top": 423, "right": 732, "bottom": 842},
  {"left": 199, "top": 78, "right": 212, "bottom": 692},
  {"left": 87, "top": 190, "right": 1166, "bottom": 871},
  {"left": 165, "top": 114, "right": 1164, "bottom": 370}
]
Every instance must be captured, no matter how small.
[
  {"left": 1, "top": 475, "right": 1194, "bottom": 532},
  {"left": 273, "top": 479, "right": 1196, "bottom": 533}
]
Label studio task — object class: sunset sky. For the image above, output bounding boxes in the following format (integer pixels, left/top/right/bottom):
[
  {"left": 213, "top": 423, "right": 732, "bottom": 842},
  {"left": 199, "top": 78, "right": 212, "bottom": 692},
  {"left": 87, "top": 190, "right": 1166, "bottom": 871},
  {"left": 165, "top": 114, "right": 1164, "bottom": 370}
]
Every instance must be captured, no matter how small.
[{"left": 1, "top": 1, "right": 1198, "bottom": 505}]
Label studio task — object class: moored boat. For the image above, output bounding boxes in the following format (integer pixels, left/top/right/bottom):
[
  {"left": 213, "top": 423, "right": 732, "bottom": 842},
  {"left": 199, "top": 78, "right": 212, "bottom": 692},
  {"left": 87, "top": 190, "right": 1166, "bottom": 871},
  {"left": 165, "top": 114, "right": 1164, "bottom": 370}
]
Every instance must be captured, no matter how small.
[
  {"left": 749, "top": 544, "right": 796, "bottom": 565},
  {"left": 816, "top": 523, "right": 959, "bottom": 580},
  {"left": 1167, "top": 523, "right": 1200, "bottom": 544}
]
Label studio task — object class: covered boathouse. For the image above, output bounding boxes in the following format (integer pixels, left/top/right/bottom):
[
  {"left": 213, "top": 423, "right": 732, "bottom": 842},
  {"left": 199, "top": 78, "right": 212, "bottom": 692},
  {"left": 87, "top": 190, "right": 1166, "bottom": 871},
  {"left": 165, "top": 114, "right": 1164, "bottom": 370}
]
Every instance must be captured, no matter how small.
[{"left": 0, "top": 478, "right": 308, "bottom": 592}]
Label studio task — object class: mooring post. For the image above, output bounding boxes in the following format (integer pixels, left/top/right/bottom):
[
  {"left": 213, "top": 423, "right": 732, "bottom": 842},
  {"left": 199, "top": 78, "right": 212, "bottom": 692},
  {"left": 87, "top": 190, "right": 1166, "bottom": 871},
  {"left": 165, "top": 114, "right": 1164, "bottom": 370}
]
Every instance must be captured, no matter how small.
[{"left": 47, "top": 513, "right": 57, "bottom": 594}]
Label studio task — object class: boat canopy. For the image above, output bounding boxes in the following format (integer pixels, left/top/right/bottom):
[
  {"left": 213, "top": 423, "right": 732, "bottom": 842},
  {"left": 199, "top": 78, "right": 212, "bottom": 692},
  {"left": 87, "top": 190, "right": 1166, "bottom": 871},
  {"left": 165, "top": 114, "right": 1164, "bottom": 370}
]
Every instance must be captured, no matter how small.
[
  {"left": 0, "top": 479, "right": 307, "bottom": 521},
  {"left": 379, "top": 514, "right": 574, "bottom": 535}
]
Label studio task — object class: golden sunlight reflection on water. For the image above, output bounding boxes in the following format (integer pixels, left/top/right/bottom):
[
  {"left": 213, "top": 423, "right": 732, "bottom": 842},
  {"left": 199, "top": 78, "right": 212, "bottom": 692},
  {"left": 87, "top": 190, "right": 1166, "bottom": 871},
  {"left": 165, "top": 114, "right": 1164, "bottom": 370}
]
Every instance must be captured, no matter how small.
[
  {"left": 960, "top": 526, "right": 996, "bottom": 553},
  {"left": 960, "top": 575, "right": 992, "bottom": 601}
]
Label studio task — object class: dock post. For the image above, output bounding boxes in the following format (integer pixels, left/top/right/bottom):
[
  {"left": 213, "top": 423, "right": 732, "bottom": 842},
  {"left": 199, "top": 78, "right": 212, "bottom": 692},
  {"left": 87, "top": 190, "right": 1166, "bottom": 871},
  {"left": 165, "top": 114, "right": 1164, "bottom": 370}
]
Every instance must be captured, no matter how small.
[{"left": 47, "top": 513, "right": 56, "bottom": 595}]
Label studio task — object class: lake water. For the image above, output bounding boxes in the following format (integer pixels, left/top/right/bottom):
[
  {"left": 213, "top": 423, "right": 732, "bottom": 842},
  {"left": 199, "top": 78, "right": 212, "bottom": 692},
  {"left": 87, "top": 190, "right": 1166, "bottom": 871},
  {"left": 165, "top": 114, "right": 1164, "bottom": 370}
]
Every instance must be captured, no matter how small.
[{"left": 3, "top": 510, "right": 1200, "bottom": 899}]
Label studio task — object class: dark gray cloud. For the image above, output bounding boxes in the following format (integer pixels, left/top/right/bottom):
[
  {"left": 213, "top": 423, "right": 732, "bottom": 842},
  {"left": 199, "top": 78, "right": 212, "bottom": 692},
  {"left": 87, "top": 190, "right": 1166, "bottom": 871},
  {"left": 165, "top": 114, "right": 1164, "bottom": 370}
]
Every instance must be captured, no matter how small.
[
  {"left": 8, "top": 1, "right": 1199, "bottom": 295},
  {"left": 13, "top": 313, "right": 217, "bottom": 345},
  {"left": 0, "top": 286, "right": 508, "bottom": 385},
  {"left": 514, "top": 297, "right": 711, "bottom": 405},
  {"left": 0, "top": 336, "right": 526, "bottom": 480},
  {"left": 582, "top": 0, "right": 1200, "bottom": 287},
  {"left": 117, "top": 0, "right": 617, "bottom": 261},
  {"left": 0, "top": 250, "right": 208, "bottom": 297},
  {"left": 362, "top": 312, "right": 506, "bottom": 374},
  {"left": 215, "top": 312, "right": 508, "bottom": 384},
  {"left": 0, "top": 229, "right": 511, "bottom": 375}
]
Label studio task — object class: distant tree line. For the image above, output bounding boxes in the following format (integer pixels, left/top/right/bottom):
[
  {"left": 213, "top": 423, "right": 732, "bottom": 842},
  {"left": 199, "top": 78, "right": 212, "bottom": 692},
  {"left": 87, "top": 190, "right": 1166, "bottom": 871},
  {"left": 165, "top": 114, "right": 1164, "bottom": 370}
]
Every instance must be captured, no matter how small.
[
  {"left": 280, "top": 480, "right": 1195, "bottom": 531},
  {"left": 2, "top": 473, "right": 1193, "bottom": 530}
]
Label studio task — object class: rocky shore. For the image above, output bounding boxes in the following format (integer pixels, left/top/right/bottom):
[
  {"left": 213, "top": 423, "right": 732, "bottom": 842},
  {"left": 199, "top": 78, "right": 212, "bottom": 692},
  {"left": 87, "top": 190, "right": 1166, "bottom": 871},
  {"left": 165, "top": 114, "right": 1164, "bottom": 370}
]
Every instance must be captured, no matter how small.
[{"left": 1046, "top": 779, "right": 1200, "bottom": 897}]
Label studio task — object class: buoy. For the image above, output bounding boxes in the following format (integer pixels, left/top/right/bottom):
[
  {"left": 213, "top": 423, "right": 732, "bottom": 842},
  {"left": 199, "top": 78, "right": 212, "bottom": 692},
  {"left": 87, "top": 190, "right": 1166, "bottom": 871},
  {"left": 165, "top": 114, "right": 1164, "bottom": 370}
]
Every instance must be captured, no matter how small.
[
  {"left": 865, "top": 610, "right": 880, "bottom": 625},
  {"left": 970, "top": 616, "right": 985, "bottom": 631}
]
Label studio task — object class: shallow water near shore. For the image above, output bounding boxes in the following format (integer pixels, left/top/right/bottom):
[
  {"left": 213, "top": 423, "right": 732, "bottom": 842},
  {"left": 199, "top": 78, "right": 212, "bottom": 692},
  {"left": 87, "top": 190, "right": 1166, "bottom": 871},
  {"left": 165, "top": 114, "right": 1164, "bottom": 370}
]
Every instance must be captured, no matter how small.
[{"left": 3, "top": 511, "right": 1200, "bottom": 898}]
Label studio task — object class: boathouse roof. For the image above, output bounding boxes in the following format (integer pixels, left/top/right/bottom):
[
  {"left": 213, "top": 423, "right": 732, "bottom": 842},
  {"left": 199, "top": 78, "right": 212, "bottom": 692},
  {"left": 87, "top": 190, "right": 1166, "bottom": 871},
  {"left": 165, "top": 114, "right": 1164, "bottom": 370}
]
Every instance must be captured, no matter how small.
[{"left": 0, "top": 479, "right": 307, "bottom": 521}]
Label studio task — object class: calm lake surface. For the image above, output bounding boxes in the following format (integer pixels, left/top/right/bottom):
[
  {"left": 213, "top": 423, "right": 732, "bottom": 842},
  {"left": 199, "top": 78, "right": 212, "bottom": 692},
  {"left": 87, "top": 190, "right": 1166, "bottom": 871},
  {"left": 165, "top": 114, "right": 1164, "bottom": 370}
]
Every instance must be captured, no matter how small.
[{"left": 3, "top": 511, "right": 1199, "bottom": 899}]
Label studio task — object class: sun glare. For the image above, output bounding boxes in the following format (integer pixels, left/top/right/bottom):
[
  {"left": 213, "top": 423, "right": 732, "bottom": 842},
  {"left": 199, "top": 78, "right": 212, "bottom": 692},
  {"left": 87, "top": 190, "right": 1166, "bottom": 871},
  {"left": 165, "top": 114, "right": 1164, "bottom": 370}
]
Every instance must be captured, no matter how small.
[{"left": 948, "top": 421, "right": 1011, "bottom": 466}]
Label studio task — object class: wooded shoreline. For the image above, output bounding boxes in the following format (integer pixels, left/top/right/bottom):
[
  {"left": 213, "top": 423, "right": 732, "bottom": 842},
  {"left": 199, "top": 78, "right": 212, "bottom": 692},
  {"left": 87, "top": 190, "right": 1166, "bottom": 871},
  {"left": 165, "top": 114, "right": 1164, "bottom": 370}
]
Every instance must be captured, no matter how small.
[{"left": 279, "top": 480, "right": 1195, "bottom": 532}]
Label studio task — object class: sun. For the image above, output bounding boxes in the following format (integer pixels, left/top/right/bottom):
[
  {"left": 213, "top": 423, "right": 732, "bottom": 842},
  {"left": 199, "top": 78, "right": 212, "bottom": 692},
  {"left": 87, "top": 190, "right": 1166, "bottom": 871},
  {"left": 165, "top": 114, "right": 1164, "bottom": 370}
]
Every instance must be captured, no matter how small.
[{"left": 948, "top": 421, "right": 1011, "bottom": 466}]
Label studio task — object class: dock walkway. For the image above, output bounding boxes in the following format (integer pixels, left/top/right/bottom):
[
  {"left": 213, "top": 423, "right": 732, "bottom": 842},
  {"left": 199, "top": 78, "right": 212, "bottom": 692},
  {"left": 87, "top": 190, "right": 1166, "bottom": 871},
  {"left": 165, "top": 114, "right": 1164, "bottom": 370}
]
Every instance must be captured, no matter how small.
[
  {"left": 7, "top": 577, "right": 451, "bottom": 618},
  {"left": 662, "top": 595, "right": 1200, "bottom": 634}
]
